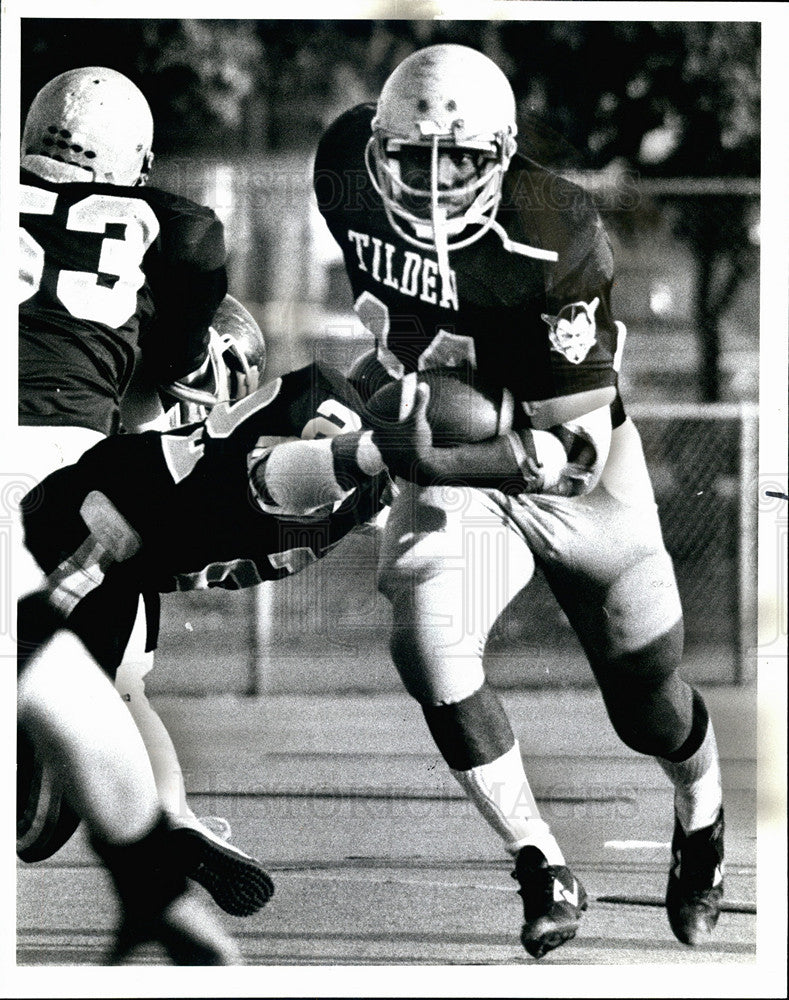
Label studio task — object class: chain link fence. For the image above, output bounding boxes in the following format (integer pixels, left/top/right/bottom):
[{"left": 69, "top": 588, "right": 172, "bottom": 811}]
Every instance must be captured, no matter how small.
[
  {"left": 633, "top": 403, "right": 757, "bottom": 667},
  {"left": 145, "top": 158, "right": 759, "bottom": 694},
  {"left": 151, "top": 403, "right": 758, "bottom": 694}
]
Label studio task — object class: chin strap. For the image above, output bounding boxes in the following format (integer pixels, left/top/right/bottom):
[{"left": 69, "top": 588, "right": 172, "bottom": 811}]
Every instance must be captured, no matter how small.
[{"left": 487, "top": 218, "right": 559, "bottom": 262}]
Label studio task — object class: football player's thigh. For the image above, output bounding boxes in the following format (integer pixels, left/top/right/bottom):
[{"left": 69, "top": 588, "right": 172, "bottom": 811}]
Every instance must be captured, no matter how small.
[
  {"left": 378, "top": 480, "right": 535, "bottom": 702},
  {"left": 519, "top": 418, "right": 682, "bottom": 666}
]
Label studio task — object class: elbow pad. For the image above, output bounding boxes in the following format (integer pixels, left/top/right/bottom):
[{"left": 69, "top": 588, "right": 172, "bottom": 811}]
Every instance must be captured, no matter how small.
[{"left": 251, "top": 438, "right": 352, "bottom": 517}]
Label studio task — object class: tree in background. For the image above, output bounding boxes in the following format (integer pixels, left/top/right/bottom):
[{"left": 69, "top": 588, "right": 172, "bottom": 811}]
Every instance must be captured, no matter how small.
[
  {"left": 495, "top": 20, "right": 760, "bottom": 401},
  {"left": 21, "top": 18, "right": 760, "bottom": 400}
]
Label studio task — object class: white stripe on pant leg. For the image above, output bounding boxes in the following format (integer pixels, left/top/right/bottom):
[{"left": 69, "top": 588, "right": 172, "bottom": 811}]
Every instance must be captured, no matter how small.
[{"left": 450, "top": 741, "right": 565, "bottom": 863}]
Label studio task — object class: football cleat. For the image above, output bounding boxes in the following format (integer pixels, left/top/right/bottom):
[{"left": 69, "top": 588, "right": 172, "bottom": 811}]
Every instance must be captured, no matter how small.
[
  {"left": 170, "top": 825, "right": 275, "bottom": 918},
  {"left": 512, "top": 846, "right": 588, "bottom": 959},
  {"left": 666, "top": 807, "right": 724, "bottom": 945}
]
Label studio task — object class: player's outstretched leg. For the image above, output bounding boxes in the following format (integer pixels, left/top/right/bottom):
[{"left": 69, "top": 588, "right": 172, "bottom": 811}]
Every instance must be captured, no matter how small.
[
  {"left": 380, "top": 484, "right": 586, "bottom": 959},
  {"left": 656, "top": 690, "right": 724, "bottom": 945},
  {"left": 115, "top": 609, "right": 236, "bottom": 840},
  {"left": 115, "top": 636, "right": 273, "bottom": 916}
]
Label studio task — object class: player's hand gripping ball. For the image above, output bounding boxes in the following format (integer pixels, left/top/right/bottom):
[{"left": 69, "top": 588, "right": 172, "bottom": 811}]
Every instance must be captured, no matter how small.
[{"left": 365, "top": 367, "right": 513, "bottom": 446}]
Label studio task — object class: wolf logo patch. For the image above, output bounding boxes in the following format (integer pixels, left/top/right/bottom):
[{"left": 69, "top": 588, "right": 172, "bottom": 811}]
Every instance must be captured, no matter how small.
[{"left": 542, "top": 297, "right": 599, "bottom": 364}]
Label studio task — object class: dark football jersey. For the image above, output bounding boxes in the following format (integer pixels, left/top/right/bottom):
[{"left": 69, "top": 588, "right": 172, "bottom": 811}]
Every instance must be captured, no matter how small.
[
  {"left": 22, "top": 364, "right": 386, "bottom": 601},
  {"left": 19, "top": 168, "right": 227, "bottom": 435},
  {"left": 314, "top": 104, "right": 625, "bottom": 419}
]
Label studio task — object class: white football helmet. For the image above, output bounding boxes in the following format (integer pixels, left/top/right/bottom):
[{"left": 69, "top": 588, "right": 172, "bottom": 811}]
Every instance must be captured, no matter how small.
[
  {"left": 366, "top": 45, "right": 517, "bottom": 265},
  {"left": 166, "top": 294, "right": 267, "bottom": 412},
  {"left": 21, "top": 67, "right": 154, "bottom": 186}
]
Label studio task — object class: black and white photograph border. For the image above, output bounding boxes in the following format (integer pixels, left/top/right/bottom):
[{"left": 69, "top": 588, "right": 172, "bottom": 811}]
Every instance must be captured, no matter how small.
[{"left": 1, "top": 1, "right": 786, "bottom": 998}]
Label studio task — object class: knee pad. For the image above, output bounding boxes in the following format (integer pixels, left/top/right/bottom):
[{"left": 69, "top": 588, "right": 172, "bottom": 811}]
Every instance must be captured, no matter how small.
[
  {"left": 421, "top": 680, "right": 515, "bottom": 770},
  {"left": 596, "top": 621, "right": 694, "bottom": 756}
]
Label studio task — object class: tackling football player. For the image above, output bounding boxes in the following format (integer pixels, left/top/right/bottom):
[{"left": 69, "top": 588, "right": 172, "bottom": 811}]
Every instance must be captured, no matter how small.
[
  {"left": 314, "top": 44, "right": 725, "bottom": 958},
  {"left": 17, "top": 66, "right": 260, "bottom": 901},
  {"left": 19, "top": 360, "right": 389, "bottom": 913},
  {"left": 16, "top": 547, "right": 241, "bottom": 964}
]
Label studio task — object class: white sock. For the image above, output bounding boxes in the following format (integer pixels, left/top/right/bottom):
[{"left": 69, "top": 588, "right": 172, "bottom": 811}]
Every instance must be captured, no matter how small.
[
  {"left": 450, "top": 741, "right": 565, "bottom": 863},
  {"left": 657, "top": 719, "right": 723, "bottom": 832}
]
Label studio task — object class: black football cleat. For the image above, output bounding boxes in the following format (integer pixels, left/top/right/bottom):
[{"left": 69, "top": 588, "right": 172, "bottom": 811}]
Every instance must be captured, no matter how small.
[
  {"left": 170, "top": 825, "right": 275, "bottom": 918},
  {"left": 666, "top": 807, "right": 724, "bottom": 945},
  {"left": 93, "top": 817, "right": 243, "bottom": 965},
  {"left": 512, "top": 846, "right": 588, "bottom": 959}
]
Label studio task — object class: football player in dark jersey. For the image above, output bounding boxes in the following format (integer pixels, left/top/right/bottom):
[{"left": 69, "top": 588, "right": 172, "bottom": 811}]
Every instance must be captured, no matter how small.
[
  {"left": 16, "top": 66, "right": 257, "bottom": 905},
  {"left": 18, "top": 361, "right": 388, "bottom": 904},
  {"left": 17, "top": 539, "right": 241, "bottom": 964},
  {"left": 314, "top": 44, "right": 725, "bottom": 957},
  {"left": 108, "top": 294, "right": 266, "bottom": 873},
  {"left": 19, "top": 66, "right": 227, "bottom": 445},
  {"left": 23, "top": 362, "right": 387, "bottom": 634}
]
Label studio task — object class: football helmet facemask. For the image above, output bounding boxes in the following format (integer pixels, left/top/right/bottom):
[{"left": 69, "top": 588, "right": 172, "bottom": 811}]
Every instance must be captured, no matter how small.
[
  {"left": 166, "top": 295, "right": 267, "bottom": 416},
  {"left": 366, "top": 45, "right": 517, "bottom": 270},
  {"left": 21, "top": 67, "right": 154, "bottom": 186}
]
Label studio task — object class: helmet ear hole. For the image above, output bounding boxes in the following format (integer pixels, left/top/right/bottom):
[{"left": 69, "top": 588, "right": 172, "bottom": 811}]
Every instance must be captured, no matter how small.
[
  {"left": 21, "top": 67, "right": 154, "bottom": 187},
  {"left": 138, "top": 150, "right": 154, "bottom": 185}
]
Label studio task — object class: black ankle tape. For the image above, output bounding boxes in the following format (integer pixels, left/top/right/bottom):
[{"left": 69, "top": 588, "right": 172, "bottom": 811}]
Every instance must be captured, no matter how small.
[
  {"left": 422, "top": 681, "right": 515, "bottom": 770},
  {"left": 662, "top": 689, "right": 710, "bottom": 763},
  {"left": 91, "top": 813, "right": 187, "bottom": 913}
]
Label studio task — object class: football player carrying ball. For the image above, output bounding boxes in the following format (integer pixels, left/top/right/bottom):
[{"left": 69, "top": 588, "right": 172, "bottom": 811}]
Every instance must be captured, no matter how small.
[{"left": 315, "top": 43, "right": 725, "bottom": 957}]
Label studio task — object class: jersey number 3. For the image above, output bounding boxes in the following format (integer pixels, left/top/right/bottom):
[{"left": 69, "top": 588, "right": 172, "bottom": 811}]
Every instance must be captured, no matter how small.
[{"left": 20, "top": 186, "right": 160, "bottom": 329}]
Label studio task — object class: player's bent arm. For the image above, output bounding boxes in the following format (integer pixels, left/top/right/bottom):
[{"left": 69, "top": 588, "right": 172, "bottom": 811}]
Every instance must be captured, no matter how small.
[
  {"left": 140, "top": 210, "right": 228, "bottom": 384},
  {"left": 249, "top": 432, "right": 386, "bottom": 517}
]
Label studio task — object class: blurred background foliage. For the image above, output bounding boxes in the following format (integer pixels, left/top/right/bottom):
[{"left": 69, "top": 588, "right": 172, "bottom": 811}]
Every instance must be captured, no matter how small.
[
  {"left": 21, "top": 19, "right": 759, "bottom": 170},
  {"left": 22, "top": 18, "right": 760, "bottom": 402},
  {"left": 20, "top": 19, "right": 761, "bottom": 685}
]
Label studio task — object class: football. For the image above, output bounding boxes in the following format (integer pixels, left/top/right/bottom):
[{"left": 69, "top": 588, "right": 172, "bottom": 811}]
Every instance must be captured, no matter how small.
[{"left": 365, "top": 368, "right": 513, "bottom": 446}]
